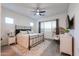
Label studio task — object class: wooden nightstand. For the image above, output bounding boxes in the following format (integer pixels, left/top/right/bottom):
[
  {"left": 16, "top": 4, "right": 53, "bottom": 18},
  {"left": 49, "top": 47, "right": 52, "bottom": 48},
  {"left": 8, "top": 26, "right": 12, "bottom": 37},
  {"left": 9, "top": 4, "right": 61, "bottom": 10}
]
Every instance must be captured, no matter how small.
[{"left": 8, "top": 36, "right": 16, "bottom": 45}]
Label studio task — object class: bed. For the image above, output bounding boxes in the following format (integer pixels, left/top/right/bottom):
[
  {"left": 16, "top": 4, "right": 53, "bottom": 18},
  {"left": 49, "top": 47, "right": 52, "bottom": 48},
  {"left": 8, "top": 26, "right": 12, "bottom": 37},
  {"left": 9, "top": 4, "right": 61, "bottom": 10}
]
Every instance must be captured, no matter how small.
[{"left": 15, "top": 25, "right": 44, "bottom": 50}]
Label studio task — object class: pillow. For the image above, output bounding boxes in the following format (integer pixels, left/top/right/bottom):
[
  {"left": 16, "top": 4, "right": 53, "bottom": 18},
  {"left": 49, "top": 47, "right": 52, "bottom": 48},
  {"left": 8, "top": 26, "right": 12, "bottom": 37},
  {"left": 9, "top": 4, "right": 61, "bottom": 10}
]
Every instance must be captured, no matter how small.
[
  {"left": 20, "top": 31, "right": 28, "bottom": 34},
  {"left": 28, "top": 31, "right": 34, "bottom": 34}
]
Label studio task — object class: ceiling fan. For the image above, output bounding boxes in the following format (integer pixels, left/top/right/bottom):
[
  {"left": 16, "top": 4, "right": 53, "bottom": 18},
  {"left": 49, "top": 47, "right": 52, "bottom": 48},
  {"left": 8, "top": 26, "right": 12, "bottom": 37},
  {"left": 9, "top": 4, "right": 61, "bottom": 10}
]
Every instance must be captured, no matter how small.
[{"left": 32, "top": 4, "right": 46, "bottom": 16}]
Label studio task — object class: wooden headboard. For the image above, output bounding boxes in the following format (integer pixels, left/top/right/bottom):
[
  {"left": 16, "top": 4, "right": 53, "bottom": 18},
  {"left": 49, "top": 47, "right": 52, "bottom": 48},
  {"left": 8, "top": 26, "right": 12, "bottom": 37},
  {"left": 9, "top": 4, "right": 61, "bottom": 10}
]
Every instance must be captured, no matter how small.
[{"left": 15, "top": 25, "right": 31, "bottom": 35}]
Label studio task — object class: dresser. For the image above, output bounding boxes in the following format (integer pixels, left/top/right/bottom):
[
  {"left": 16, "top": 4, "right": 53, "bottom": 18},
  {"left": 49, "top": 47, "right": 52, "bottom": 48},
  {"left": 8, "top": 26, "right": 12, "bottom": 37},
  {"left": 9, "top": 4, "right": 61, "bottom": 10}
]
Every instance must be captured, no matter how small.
[{"left": 60, "top": 33, "right": 73, "bottom": 55}]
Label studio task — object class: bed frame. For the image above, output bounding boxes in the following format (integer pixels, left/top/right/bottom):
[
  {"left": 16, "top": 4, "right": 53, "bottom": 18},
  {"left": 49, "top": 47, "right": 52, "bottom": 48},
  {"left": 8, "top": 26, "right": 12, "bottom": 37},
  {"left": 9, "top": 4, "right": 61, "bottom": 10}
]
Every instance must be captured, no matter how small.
[{"left": 15, "top": 25, "right": 44, "bottom": 50}]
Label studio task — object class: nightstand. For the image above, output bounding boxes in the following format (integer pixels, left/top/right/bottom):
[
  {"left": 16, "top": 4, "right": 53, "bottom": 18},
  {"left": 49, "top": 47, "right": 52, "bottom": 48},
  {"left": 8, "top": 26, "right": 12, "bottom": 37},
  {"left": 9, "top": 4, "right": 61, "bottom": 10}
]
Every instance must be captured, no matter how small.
[{"left": 8, "top": 36, "right": 16, "bottom": 45}]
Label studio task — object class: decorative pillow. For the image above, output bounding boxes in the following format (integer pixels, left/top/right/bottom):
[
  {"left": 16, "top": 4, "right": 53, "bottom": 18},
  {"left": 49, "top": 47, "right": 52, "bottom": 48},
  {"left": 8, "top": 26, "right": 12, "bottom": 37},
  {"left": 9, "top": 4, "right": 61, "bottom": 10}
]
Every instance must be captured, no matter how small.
[
  {"left": 20, "top": 31, "right": 28, "bottom": 34},
  {"left": 28, "top": 31, "right": 34, "bottom": 34}
]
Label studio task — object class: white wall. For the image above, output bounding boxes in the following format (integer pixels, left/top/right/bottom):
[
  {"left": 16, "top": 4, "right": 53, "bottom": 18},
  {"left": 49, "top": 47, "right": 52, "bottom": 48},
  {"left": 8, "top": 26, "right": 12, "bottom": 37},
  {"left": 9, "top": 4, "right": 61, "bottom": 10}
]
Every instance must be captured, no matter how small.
[
  {"left": 68, "top": 3, "right": 79, "bottom": 56},
  {"left": 1, "top": 7, "right": 37, "bottom": 46},
  {"left": 36, "top": 13, "right": 67, "bottom": 32},
  {"left": 0, "top": 3, "right": 1, "bottom": 55},
  {"left": 0, "top": 4, "right": 1, "bottom": 40}
]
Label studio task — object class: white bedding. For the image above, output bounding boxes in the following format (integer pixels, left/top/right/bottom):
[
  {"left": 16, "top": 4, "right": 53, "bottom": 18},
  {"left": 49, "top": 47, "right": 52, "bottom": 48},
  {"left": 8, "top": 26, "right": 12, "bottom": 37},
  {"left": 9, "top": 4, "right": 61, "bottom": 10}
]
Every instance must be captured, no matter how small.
[{"left": 16, "top": 32, "right": 44, "bottom": 49}]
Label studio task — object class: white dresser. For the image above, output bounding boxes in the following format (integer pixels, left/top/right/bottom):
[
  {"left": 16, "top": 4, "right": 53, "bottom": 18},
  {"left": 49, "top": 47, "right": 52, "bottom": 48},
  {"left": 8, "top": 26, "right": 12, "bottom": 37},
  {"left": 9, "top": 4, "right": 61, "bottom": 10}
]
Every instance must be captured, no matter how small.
[{"left": 60, "top": 33, "right": 73, "bottom": 55}]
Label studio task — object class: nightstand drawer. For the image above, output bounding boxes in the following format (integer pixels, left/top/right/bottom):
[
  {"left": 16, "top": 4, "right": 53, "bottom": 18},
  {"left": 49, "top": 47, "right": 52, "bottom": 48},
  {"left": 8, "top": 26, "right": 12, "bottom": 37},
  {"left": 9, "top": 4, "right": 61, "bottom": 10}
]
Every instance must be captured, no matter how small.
[{"left": 8, "top": 37, "right": 16, "bottom": 45}]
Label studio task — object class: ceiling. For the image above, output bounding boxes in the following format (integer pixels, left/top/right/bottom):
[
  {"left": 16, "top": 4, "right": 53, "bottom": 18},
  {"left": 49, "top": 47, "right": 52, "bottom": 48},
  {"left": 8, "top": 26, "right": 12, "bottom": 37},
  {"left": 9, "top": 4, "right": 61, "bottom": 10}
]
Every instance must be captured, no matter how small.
[{"left": 2, "top": 3, "right": 69, "bottom": 19}]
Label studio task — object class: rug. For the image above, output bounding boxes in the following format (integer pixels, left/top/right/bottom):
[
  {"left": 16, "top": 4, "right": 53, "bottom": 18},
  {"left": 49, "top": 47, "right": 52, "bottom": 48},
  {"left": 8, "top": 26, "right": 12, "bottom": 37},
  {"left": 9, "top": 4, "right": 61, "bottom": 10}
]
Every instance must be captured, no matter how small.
[{"left": 11, "top": 40, "right": 51, "bottom": 56}]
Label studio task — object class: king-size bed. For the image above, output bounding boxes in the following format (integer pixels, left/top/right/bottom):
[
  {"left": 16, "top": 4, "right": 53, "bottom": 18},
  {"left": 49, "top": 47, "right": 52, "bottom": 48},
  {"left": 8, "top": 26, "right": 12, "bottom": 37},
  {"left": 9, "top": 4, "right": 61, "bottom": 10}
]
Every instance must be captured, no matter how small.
[{"left": 15, "top": 25, "right": 44, "bottom": 50}]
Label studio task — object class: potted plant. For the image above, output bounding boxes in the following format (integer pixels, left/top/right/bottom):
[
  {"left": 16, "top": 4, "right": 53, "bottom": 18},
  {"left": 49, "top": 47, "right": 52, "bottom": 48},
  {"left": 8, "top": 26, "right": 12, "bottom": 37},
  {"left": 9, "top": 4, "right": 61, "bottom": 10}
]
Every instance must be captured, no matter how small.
[
  {"left": 64, "top": 29, "right": 70, "bottom": 34},
  {"left": 65, "top": 29, "right": 69, "bottom": 32}
]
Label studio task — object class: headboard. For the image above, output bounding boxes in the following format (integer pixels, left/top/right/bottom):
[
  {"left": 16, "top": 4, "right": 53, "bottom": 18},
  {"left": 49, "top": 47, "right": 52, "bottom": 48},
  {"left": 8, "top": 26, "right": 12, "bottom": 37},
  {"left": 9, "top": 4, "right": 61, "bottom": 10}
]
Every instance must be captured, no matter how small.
[{"left": 15, "top": 25, "right": 31, "bottom": 35}]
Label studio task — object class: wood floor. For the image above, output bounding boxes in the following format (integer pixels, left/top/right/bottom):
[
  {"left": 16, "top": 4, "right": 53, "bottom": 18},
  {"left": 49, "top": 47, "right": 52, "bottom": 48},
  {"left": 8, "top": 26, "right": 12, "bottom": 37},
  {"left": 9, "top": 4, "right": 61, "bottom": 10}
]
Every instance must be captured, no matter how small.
[
  {"left": 1, "top": 39, "right": 69, "bottom": 56},
  {"left": 41, "top": 40, "right": 60, "bottom": 56},
  {"left": 1, "top": 45, "right": 18, "bottom": 56}
]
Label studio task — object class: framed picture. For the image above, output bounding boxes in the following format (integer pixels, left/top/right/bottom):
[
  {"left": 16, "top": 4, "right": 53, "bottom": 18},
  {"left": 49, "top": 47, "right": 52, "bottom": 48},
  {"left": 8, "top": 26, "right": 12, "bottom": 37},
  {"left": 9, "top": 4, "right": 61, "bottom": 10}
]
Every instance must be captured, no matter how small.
[{"left": 67, "top": 15, "right": 74, "bottom": 29}]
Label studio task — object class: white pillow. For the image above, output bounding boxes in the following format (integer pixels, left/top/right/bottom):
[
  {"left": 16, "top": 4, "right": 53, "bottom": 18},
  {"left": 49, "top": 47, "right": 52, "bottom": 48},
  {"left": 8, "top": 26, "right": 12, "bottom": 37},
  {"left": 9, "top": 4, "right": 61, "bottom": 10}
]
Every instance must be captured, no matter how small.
[
  {"left": 28, "top": 31, "right": 34, "bottom": 34},
  {"left": 20, "top": 31, "right": 28, "bottom": 34}
]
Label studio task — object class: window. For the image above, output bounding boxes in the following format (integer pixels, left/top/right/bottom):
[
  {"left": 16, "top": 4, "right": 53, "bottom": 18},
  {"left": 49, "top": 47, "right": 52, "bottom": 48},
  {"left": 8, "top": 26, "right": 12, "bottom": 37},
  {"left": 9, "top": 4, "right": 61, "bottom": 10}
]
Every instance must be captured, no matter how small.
[
  {"left": 40, "top": 20, "right": 56, "bottom": 39},
  {"left": 41, "top": 21, "right": 56, "bottom": 32},
  {"left": 45, "top": 22, "right": 51, "bottom": 29},
  {"left": 5, "top": 17, "right": 14, "bottom": 24},
  {"left": 51, "top": 21, "right": 56, "bottom": 29}
]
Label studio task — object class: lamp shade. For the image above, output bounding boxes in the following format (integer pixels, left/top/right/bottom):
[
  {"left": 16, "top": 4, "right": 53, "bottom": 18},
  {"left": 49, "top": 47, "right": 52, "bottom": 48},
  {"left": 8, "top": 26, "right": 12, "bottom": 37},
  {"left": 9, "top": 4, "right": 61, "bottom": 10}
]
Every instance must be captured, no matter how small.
[{"left": 30, "top": 22, "right": 34, "bottom": 27}]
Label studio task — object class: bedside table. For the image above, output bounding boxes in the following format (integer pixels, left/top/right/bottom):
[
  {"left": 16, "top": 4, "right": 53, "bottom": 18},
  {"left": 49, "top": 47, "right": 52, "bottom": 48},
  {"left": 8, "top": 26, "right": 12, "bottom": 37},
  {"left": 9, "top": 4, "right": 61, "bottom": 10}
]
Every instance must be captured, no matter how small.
[{"left": 8, "top": 36, "right": 16, "bottom": 45}]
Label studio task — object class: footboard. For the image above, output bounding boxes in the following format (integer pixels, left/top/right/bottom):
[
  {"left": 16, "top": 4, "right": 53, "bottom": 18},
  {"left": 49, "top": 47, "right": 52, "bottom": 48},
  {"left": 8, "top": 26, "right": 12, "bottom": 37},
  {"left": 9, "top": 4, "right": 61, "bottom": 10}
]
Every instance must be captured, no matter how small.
[
  {"left": 29, "top": 33, "right": 44, "bottom": 50},
  {"left": 16, "top": 33, "right": 44, "bottom": 50}
]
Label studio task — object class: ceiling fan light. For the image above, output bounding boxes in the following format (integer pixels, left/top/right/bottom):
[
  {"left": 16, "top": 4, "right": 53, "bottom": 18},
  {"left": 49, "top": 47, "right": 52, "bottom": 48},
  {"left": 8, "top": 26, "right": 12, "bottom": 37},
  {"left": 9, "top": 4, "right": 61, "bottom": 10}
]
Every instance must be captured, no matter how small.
[{"left": 36, "top": 12, "right": 40, "bottom": 15}]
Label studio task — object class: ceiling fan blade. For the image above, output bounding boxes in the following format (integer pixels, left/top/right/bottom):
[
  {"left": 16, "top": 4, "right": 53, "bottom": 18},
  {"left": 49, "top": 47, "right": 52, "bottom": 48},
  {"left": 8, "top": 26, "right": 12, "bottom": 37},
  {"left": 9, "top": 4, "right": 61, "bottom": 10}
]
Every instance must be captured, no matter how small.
[
  {"left": 39, "top": 13, "right": 44, "bottom": 16},
  {"left": 39, "top": 11, "right": 46, "bottom": 13}
]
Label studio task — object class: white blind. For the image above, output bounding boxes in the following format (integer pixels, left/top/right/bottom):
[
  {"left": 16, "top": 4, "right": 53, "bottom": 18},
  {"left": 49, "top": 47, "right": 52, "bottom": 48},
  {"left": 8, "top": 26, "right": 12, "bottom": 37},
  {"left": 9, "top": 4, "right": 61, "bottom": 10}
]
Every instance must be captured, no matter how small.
[{"left": 40, "top": 21, "right": 56, "bottom": 39}]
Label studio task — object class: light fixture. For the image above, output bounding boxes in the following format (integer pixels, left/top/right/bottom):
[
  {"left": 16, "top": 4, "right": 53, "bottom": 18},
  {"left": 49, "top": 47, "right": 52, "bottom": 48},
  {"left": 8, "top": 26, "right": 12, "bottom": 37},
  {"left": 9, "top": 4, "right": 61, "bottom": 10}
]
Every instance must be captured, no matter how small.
[
  {"left": 36, "top": 8, "right": 40, "bottom": 15},
  {"left": 30, "top": 22, "right": 34, "bottom": 27},
  {"left": 36, "top": 12, "right": 40, "bottom": 15}
]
